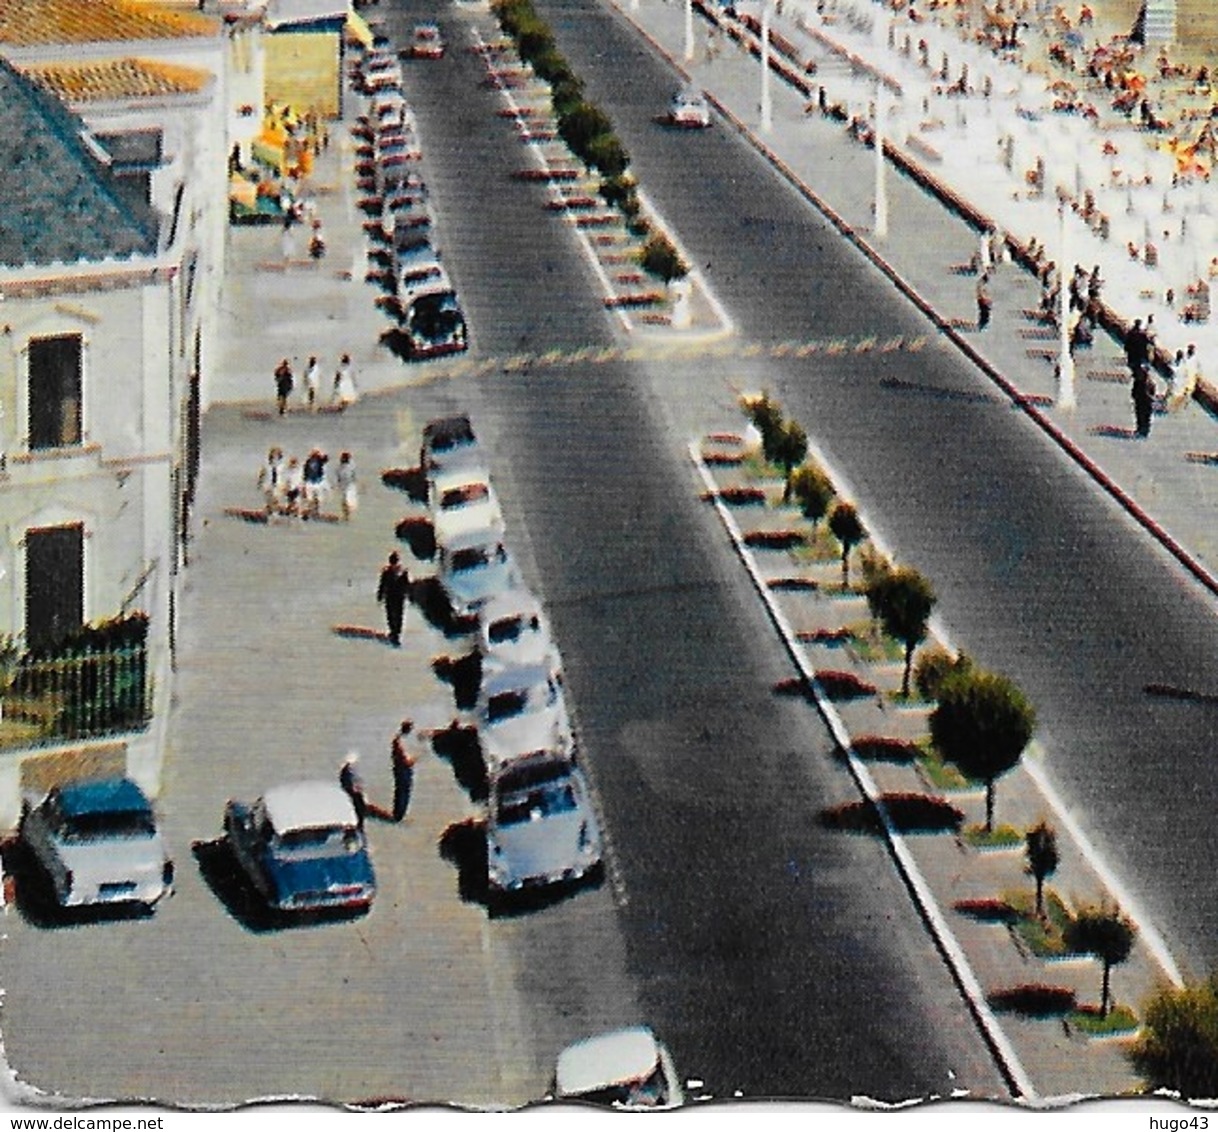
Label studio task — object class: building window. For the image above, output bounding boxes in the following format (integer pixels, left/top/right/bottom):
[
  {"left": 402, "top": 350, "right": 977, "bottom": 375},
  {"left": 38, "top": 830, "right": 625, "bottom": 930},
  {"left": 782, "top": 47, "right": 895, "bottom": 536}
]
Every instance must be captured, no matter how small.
[
  {"left": 28, "top": 335, "right": 82, "bottom": 450},
  {"left": 25, "top": 523, "right": 85, "bottom": 652}
]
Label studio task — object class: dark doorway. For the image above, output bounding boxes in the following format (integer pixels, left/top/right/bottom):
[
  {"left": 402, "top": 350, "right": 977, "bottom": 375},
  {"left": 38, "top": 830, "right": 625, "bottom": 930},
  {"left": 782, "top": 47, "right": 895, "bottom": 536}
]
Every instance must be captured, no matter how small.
[
  {"left": 28, "top": 336, "right": 83, "bottom": 450},
  {"left": 25, "top": 524, "right": 84, "bottom": 652}
]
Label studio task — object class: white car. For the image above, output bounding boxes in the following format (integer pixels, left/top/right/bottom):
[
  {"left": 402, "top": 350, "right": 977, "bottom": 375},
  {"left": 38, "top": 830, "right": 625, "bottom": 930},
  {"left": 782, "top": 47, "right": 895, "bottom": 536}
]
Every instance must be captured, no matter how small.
[
  {"left": 20, "top": 776, "right": 174, "bottom": 912},
  {"left": 436, "top": 526, "right": 522, "bottom": 622},
  {"left": 429, "top": 463, "right": 504, "bottom": 547},
  {"left": 554, "top": 1027, "right": 685, "bottom": 1109},
  {"left": 474, "top": 589, "right": 562, "bottom": 679},
  {"left": 668, "top": 87, "right": 712, "bottom": 128},
  {"left": 486, "top": 753, "right": 602, "bottom": 903},
  {"left": 473, "top": 660, "right": 573, "bottom": 771}
]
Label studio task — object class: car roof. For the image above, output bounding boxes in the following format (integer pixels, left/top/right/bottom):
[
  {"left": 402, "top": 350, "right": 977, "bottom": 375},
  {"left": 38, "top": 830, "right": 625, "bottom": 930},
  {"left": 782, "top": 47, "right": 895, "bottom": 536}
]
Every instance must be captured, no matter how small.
[
  {"left": 482, "top": 660, "right": 551, "bottom": 696},
  {"left": 555, "top": 1027, "right": 663, "bottom": 1097},
  {"left": 422, "top": 413, "right": 474, "bottom": 446},
  {"left": 55, "top": 776, "right": 151, "bottom": 817},
  {"left": 442, "top": 525, "right": 506, "bottom": 553},
  {"left": 263, "top": 780, "right": 357, "bottom": 832},
  {"left": 478, "top": 588, "right": 543, "bottom": 625}
]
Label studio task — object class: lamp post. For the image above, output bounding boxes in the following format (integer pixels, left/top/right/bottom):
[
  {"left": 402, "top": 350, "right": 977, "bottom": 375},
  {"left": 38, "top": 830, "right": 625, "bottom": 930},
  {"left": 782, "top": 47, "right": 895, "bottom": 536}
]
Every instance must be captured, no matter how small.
[
  {"left": 761, "top": 0, "right": 772, "bottom": 132},
  {"left": 1057, "top": 203, "right": 1076, "bottom": 409},
  {"left": 874, "top": 79, "right": 888, "bottom": 238},
  {"left": 684, "top": 0, "right": 694, "bottom": 62}
]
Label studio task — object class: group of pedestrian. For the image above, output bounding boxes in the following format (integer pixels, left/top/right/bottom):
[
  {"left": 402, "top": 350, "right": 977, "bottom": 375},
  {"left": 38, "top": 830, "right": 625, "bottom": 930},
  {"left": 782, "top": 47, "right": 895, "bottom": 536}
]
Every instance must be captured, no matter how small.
[
  {"left": 257, "top": 445, "right": 359, "bottom": 520},
  {"left": 272, "top": 354, "right": 359, "bottom": 415},
  {"left": 338, "top": 720, "right": 418, "bottom": 825}
]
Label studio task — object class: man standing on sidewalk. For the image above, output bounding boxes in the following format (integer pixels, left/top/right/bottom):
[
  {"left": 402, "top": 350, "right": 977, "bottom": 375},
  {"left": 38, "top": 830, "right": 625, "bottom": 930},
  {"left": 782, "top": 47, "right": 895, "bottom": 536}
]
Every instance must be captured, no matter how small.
[
  {"left": 274, "top": 358, "right": 294, "bottom": 416},
  {"left": 376, "top": 551, "right": 410, "bottom": 646},
  {"left": 975, "top": 272, "right": 992, "bottom": 330},
  {"left": 390, "top": 719, "right": 418, "bottom": 823}
]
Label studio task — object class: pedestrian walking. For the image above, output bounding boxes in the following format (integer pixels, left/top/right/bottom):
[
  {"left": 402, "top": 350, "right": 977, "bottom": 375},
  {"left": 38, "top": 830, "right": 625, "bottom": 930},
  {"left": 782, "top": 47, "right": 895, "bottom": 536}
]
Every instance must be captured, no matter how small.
[
  {"left": 257, "top": 446, "right": 286, "bottom": 516},
  {"left": 335, "top": 451, "right": 359, "bottom": 521},
  {"left": 1124, "top": 318, "right": 1151, "bottom": 379},
  {"left": 281, "top": 211, "right": 295, "bottom": 261},
  {"left": 274, "top": 358, "right": 294, "bottom": 416},
  {"left": 304, "top": 355, "right": 320, "bottom": 410},
  {"left": 340, "top": 754, "right": 368, "bottom": 826},
  {"left": 390, "top": 719, "right": 418, "bottom": 822},
  {"left": 975, "top": 272, "right": 992, "bottom": 330},
  {"left": 1132, "top": 368, "right": 1155, "bottom": 438},
  {"left": 376, "top": 551, "right": 410, "bottom": 646},
  {"left": 302, "top": 448, "right": 329, "bottom": 519},
  {"left": 1179, "top": 342, "right": 1202, "bottom": 407},
  {"left": 332, "top": 354, "right": 358, "bottom": 409}
]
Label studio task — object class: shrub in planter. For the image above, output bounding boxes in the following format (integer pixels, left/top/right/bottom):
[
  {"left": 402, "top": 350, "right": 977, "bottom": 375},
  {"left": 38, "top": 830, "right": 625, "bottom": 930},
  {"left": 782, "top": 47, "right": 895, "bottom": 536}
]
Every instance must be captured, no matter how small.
[
  {"left": 716, "top": 485, "right": 766, "bottom": 505},
  {"left": 586, "top": 133, "right": 630, "bottom": 177},
  {"left": 551, "top": 75, "right": 586, "bottom": 117},
  {"left": 530, "top": 46, "right": 571, "bottom": 85},
  {"left": 814, "top": 669, "right": 878, "bottom": 700},
  {"left": 599, "top": 173, "right": 637, "bottom": 211},
  {"left": 914, "top": 644, "right": 972, "bottom": 701},
  {"left": 790, "top": 463, "right": 834, "bottom": 526},
  {"left": 743, "top": 393, "right": 783, "bottom": 450},
  {"left": 988, "top": 985, "right": 1077, "bottom": 1018},
  {"left": 743, "top": 530, "right": 806, "bottom": 549},
  {"left": 639, "top": 232, "right": 688, "bottom": 284},
  {"left": 516, "top": 23, "right": 556, "bottom": 66},
  {"left": 626, "top": 214, "right": 650, "bottom": 237},
  {"left": 558, "top": 102, "right": 614, "bottom": 163}
]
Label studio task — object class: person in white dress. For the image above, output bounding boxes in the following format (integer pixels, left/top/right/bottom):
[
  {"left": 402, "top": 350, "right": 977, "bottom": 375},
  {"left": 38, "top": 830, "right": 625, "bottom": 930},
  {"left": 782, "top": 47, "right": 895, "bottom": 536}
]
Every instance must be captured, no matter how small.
[{"left": 332, "top": 353, "right": 358, "bottom": 409}]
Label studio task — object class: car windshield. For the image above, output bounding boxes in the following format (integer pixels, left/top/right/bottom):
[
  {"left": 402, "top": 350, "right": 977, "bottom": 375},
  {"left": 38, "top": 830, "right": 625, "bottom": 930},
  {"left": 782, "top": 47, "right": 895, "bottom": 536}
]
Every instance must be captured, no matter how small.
[
  {"left": 486, "top": 689, "right": 529, "bottom": 721},
  {"left": 450, "top": 544, "right": 499, "bottom": 572},
  {"left": 497, "top": 780, "right": 577, "bottom": 825},
  {"left": 488, "top": 614, "right": 531, "bottom": 645},
  {"left": 274, "top": 825, "right": 362, "bottom": 856},
  {"left": 441, "top": 483, "right": 489, "bottom": 510},
  {"left": 60, "top": 809, "right": 155, "bottom": 841}
]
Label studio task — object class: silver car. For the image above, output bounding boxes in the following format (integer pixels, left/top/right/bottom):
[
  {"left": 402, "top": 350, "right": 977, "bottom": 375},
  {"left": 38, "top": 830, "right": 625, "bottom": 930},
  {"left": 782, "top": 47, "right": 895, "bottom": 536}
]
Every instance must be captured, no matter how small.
[
  {"left": 474, "top": 589, "right": 562, "bottom": 679},
  {"left": 474, "top": 660, "right": 573, "bottom": 771},
  {"left": 20, "top": 776, "right": 174, "bottom": 912},
  {"left": 486, "top": 752, "right": 602, "bottom": 902},
  {"left": 554, "top": 1026, "right": 685, "bottom": 1109},
  {"left": 436, "top": 526, "right": 521, "bottom": 623}
]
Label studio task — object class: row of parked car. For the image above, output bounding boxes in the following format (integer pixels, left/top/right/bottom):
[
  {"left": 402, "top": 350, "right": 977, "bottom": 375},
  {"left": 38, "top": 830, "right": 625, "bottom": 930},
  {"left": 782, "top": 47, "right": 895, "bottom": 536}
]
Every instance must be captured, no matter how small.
[
  {"left": 352, "top": 32, "right": 469, "bottom": 360},
  {"left": 418, "top": 414, "right": 605, "bottom": 906}
]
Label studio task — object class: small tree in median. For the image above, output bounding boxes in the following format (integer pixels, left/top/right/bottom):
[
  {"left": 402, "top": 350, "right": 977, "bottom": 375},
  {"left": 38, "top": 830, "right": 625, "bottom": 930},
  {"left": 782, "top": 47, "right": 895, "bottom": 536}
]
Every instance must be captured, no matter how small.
[
  {"left": 828, "top": 501, "right": 866, "bottom": 589},
  {"left": 929, "top": 666, "right": 1035, "bottom": 832},
  {"left": 773, "top": 421, "right": 808, "bottom": 503},
  {"left": 745, "top": 394, "right": 783, "bottom": 458},
  {"left": 1025, "top": 821, "right": 1059, "bottom": 921},
  {"left": 790, "top": 463, "right": 834, "bottom": 528},
  {"left": 866, "top": 565, "right": 936, "bottom": 697},
  {"left": 1130, "top": 974, "right": 1218, "bottom": 1098},
  {"left": 1064, "top": 906, "right": 1136, "bottom": 1018},
  {"left": 639, "top": 232, "right": 688, "bottom": 286}
]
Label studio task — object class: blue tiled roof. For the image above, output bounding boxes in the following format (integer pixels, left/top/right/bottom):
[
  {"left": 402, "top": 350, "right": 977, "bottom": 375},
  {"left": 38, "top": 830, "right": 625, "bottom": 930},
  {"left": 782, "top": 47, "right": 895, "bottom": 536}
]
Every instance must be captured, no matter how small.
[
  {"left": 0, "top": 59, "right": 160, "bottom": 268},
  {"left": 56, "top": 777, "right": 152, "bottom": 818}
]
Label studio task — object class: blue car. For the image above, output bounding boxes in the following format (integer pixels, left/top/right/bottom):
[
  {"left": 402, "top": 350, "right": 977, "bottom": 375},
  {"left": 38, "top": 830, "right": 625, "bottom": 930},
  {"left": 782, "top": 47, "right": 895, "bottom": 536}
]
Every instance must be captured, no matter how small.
[{"left": 223, "top": 781, "right": 375, "bottom": 916}]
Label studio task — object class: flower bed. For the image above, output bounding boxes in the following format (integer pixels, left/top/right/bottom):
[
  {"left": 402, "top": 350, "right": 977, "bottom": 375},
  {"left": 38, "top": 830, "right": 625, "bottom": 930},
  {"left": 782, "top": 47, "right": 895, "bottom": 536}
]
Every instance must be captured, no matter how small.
[
  {"left": 988, "top": 984, "right": 1078, "bottom": 1018},
  {"left": 820, "top": 792, "right": 964, "bottom": 834},
  {"left": 953, "top": 897, "right": 1018, "bottom": 923},
  {"left": 851, "top": 735, "right": 920, "bottom": 763},
  {"left": 743, "top": 530, "right": 806, "bottom": 550},
  {"left": 814, "top": 670, "right": 878, "bottom": 700}
]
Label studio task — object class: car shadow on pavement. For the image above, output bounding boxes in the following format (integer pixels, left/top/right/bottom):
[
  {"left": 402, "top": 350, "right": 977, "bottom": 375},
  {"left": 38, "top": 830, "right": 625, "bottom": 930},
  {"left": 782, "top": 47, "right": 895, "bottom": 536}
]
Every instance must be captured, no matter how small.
[
  {"left": 432, "top": 650, "right": 481, "bottom": 710},
  {"left": 395, "top": 516, "right": 436, "bottom": 560},
  {"left": 431, "top": 722, "right": 487, "bottom": 800},
  {"left": 486, "top": 866, "right": 607, "bottom": 920},
  {"left": 438, "top": 817, "right": 488, "bottom": 906},
  {"left": 1, "top": 837, "right": 154, "bottom": 929},
  {"left": 380, "top": 466, "right": 428, "bottom": 502}
]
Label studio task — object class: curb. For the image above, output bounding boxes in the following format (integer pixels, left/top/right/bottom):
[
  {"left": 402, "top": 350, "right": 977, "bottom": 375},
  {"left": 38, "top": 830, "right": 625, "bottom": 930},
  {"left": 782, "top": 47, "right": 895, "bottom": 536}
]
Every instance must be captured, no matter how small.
[{"left": 689, "top": 439, "right": 1036, "bottom": 1103}]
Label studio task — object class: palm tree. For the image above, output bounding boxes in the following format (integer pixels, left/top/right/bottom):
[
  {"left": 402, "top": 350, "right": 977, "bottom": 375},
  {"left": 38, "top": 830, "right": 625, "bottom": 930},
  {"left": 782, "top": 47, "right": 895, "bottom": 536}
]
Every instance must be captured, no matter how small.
[
  {"left": 828, "top": 502, "right": 866, "bottom": 590},
  {"left": 1064, "top": 907, "right": 1136, "bottom": 1018},
  {"left": 929, "top": 667, "right": 1035, "bottom": 832},
  {"left": 1025, "top": 821, "right": 1059, "bottom": 920}
]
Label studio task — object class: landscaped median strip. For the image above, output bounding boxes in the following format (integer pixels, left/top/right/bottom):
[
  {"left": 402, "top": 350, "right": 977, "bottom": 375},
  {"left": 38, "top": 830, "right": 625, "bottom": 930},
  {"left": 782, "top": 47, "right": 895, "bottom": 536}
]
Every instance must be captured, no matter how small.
[{"left": 687, "top": 433, "right": 1037, "bottom": 1103}]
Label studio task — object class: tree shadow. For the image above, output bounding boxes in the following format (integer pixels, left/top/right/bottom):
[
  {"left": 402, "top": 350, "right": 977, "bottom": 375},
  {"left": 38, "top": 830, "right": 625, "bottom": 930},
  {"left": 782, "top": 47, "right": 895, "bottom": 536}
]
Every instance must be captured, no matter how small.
[
  {"left": 432, "top": 651, "right": 481, "bottom": 710},
  {"left": 431, "top": 722, "right": 486, "bottom": 801}
]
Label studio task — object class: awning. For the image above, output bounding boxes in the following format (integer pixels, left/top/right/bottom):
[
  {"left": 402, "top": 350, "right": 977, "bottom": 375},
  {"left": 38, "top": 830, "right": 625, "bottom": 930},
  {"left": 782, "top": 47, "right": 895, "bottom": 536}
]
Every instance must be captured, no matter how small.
[{"left": 346, "top": 9, "right": 375, "bottom": 48}]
